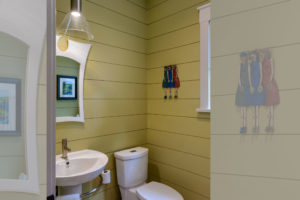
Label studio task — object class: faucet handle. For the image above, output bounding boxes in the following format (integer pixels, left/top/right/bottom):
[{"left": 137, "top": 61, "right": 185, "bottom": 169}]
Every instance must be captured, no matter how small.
[
  {"left": 61, "top": 138, "right": 71, "bottom": 159},
  {"left": 62, "top": 138, "right": 71, "bottom": 151},
  {"left": 62, "top": 138, "right": 68, "bottom": 145}
]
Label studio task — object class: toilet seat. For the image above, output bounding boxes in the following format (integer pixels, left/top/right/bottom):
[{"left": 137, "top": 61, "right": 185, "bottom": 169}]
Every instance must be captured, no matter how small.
[{"left": 136, "top": 182, "right": 184, "bottom": 200}]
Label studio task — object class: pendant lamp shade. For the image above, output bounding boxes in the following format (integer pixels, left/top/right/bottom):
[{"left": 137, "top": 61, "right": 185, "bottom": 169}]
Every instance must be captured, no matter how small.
[{"left": 57, "top": 0, "right": 94, "bottom": 40}]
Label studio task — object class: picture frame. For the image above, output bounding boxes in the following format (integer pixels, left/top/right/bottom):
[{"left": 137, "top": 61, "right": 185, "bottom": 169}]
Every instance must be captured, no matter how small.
[
  {"left": 0, "top": 78, "right": 21, "bottom": 136},
  {"left": 57, "top": 75, "right": 78, "bottom": 100}
]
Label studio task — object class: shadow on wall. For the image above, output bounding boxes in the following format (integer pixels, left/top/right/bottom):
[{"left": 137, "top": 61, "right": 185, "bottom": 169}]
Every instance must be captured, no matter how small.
[{"left": 148, "top": 163, "right": 161, "bottom": 182}]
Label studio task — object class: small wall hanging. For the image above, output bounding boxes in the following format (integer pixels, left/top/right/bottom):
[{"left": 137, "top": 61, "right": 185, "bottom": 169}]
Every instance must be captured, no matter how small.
[
  {"left": 0, "top": 78, "right": 21, "bottom": 136},
  {"left": 162, "top": 65, "right": 180, "bottom": 99},
  {"left": 57, "top": 75, "right": 78, "bottom": 100},
  {"left": 235, "top": 49, "right": 280, "bottom": 134}
]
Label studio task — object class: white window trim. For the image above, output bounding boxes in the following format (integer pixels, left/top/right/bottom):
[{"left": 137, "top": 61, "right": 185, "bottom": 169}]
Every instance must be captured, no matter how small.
[{"left": 196, "top": 3, "right": 211, "bottom": 113}]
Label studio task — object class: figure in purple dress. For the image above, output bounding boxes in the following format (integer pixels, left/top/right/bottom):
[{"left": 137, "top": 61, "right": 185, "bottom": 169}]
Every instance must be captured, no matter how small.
[
  {"left": 248, "top": 51, "right": 266, "bottom": 133},
  {"left": 260, "top": 49, "right": 280, "bottom": 133}
]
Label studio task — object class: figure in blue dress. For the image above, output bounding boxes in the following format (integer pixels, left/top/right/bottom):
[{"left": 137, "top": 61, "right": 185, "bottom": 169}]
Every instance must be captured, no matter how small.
[
  {"left": 235, "top": 52, "right": 251, "bottom": 133},
  {"left": 162, "top": 65, "right": 175, "bottom": 99},
  {"left": 167, "top": 65, "right": 174, "bottom": 98},
  {"left": 248, "top": 51, "right": 266, "bottom": 132}
]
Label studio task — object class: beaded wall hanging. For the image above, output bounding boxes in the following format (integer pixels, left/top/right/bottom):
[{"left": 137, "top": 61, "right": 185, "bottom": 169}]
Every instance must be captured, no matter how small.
[{"left": 162, "top": 65, "right": 180, "bottom": 99}]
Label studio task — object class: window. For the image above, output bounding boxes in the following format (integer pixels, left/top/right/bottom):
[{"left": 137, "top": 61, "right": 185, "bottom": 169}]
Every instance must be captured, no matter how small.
[{"left": 196, "top": 3, "right": 211, "bottom": 113}]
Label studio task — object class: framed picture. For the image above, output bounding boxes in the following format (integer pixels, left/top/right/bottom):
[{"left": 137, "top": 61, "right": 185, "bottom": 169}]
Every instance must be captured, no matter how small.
[
  {"left": 0, "top": 78, "right": 21, "bottom": 136},
  {"left": 57, "top": 75, "right": 78, "bottom": 100}
]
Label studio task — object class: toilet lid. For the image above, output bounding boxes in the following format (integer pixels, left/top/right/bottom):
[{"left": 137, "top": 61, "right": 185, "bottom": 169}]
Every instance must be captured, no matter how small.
[{"left": 136, "top": 182, "right": 184, "bottom": 200}]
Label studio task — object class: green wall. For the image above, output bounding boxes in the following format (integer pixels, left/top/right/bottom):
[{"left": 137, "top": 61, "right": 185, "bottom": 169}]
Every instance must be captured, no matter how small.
[{"left": 56, "top": 56, "right": 80, "bottom": 117}]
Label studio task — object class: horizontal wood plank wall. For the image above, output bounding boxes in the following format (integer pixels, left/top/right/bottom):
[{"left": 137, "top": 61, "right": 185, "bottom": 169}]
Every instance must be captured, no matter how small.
[
  {"left": 211, "top": 0, "right": 300, "bottom": 199},
  {"left": 56, "top": 1, "right": 211, "bottom": 199},
  {"left": 146, "top": 1, "right": 211, "bottom": 200},
  {"left": 56, "top": 0, "right": 147, "bottom": 199},
  {"left": 56, "top": 56, "right": 80, "bottom": 117}
]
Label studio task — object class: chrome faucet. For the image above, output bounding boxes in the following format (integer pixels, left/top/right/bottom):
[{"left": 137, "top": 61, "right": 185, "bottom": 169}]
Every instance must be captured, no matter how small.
[{"left": 61, "top": 138, "right": 71, "bottom": 160}]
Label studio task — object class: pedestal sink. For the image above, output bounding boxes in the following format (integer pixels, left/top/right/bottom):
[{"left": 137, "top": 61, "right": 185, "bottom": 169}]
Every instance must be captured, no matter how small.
[{"left": 56, "top": 149, "right": 108, "bottom": 195}]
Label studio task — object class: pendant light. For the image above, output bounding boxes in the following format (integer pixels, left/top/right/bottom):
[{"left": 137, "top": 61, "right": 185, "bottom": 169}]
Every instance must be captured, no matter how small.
[{"left": 57, "top": 0, "right": 94, "bottom": 41}]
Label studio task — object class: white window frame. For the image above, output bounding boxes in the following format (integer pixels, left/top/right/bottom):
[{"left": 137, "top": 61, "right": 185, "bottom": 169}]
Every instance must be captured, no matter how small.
[{"left": 196, "top": 3, "right": 211, "bottom": 113}]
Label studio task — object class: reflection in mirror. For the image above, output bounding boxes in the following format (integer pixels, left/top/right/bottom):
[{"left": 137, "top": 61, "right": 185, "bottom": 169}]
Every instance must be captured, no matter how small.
[
  {"left": 56, "top": 56, "right": 80, "bottom": 118},
  {"left": 56, "top": 36, "right": 91, "bottom": 123},
  {"left": 0, "top": 32, "right": 27, "bottom": 180}
]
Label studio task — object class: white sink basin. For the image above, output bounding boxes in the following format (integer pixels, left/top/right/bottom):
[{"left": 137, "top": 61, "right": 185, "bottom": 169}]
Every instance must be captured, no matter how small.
[{"left": 56, "top": 149, "right": 108, "bottom": 186}]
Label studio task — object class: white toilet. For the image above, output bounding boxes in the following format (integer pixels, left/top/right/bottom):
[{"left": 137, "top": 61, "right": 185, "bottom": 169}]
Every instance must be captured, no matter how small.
[{"left": 114, "top": 147, "right": 184, "bottom": 200}]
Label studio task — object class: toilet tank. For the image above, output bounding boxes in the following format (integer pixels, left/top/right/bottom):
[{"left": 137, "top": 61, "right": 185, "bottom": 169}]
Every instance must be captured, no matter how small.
[{"left": 114, "top": 147, "right": 148, "bottom": 188}]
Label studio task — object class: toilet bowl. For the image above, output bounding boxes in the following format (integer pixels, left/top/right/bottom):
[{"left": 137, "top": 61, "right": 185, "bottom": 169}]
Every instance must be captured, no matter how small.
[
  {"left": 114, "top": 147, "right": 184, "bottom": 200},
  {"left": 119, "top": 181, "right": 183, "bottom": 200}
]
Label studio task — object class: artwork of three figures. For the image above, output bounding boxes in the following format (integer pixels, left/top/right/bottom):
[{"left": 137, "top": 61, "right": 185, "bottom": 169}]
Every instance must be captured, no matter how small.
[
  {"left": 162, "top": 65, "right": 180, "bottom": 99},
  {"left": 235, "top": 49, "right": 280, "bottom": 134}
]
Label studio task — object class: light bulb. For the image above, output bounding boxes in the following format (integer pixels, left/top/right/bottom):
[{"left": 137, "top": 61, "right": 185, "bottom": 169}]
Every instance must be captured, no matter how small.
[{"left": 71, "top": 11, "right": 81, "bottom": 17}]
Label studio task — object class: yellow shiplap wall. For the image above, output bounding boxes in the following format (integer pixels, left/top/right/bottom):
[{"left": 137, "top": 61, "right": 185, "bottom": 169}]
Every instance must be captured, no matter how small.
[
  {"left": 56, "top": 0, "right": 211, "bottom": 199},
  {"left": 56, "top": 0, "right": 147, "bottom": 199},
  {"left": 146, "top": 1, "right": 211, "bottom": 200},
  {"left": 211, "top": 0, "right": 300, "bottom": 199}
]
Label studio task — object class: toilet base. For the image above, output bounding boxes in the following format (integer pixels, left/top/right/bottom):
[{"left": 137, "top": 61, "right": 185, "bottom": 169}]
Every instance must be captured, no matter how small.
[{"left": 119, "top": 184, "right": 146, "bottom": 200}]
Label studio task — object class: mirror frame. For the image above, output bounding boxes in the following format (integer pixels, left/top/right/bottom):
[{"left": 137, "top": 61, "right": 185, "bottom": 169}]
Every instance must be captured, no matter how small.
[
  {"left": 56, "top": 36, "right": 91, "bottom": 123},
  {"left": 0, "top": 1, "right": 46, "bottom": 194}
]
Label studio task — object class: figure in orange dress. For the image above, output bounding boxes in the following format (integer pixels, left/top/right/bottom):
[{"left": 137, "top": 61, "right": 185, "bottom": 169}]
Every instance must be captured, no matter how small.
[
  {"left": 172, "top": 65, "right": 180, "bottom": 98},
  {"left": 260, "top": 49, "right": 280, "bottom": 133}
]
